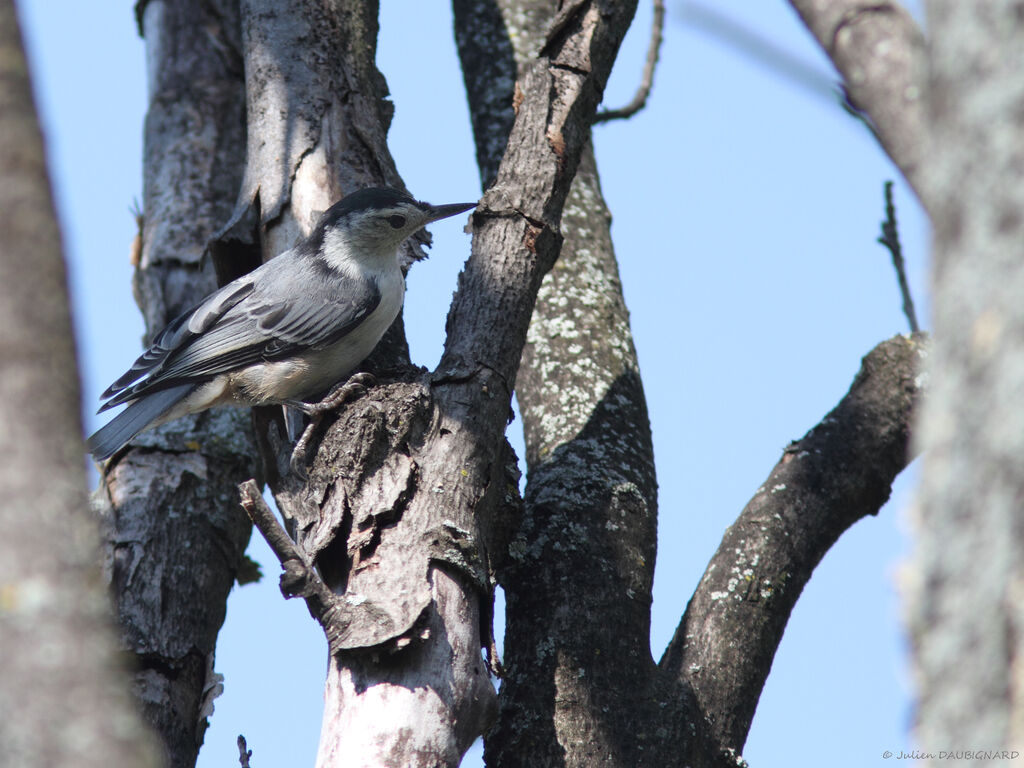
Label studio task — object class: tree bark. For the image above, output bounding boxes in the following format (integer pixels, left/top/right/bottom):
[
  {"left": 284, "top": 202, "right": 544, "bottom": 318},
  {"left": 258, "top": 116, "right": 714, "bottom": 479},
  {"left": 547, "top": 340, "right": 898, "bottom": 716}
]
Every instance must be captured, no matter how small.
[
  {"left": 912, "top": 1, "right": 1024, "bottom": 755},
  {"left": 92, "top": 3, "right": 256, "bottom": 766},
  {"left": 0, "top": 2, "right": 159, "bottom": 765},
  {"left": 242, "top": 0, "right": 642, "bottom": 764},
  {"left": 663, "top": 334, "right": 927, "bottom": 750},
  {"left": 455, "top": 3, "right": 930, "bottom": 765},
  {"left": 454, "top": 2, "right": 664, "bottom": 762}
]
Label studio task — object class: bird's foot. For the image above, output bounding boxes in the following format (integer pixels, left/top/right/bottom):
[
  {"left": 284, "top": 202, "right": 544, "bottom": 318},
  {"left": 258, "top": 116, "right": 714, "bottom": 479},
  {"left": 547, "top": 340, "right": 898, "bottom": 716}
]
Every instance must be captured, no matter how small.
[
  {"left": 289, "top": 372, "right": 377, "bottom": 477},
  {"left": 300, "top": 372, "right": 377, "bottom": 416}
]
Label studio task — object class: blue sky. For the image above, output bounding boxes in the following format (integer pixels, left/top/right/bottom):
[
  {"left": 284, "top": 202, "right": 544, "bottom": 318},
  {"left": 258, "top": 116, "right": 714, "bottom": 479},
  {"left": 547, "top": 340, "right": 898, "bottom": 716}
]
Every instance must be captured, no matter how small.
[{"left": 20, "top": 2, "right": 929, "bottom": 766}]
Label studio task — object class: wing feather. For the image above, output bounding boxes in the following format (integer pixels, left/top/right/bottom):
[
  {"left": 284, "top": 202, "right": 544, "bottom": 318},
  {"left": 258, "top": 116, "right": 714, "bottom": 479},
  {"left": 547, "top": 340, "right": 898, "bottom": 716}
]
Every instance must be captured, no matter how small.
[{"left": 98, "top": 254, "right": 381, "bottom": 408}]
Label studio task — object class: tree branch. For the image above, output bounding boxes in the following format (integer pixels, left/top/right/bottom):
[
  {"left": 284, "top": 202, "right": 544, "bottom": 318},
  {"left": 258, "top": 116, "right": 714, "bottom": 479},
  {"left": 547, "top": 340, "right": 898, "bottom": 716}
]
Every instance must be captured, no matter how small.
[
  {"left": 593, "top": 0, "right": 665, "bottom": 123},
  {"left": 661, "top": 333, "right": 927, "bottom": 750},
  {"left": 877, "top": 180, "right": 919, "bottom": 333},
  {"left": 788, "top": 1, "right": 931, "bottom": 210}
]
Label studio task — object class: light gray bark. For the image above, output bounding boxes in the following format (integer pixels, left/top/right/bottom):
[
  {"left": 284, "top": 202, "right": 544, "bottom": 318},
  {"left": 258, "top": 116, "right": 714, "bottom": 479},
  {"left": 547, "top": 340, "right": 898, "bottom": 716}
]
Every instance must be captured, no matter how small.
[
  {"left": 912, "top": 1, "right": 1024, "bottom": 756},
  {"left": 0, "top": 2, "right": 160, "bottom": 765}
]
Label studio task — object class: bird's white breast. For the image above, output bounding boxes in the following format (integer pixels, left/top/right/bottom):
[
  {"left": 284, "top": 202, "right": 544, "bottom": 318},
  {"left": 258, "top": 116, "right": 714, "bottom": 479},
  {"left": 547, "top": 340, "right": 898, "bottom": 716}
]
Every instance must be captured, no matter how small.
[{"left": 227, "top": 265, "right": 405, "bottom": 405}]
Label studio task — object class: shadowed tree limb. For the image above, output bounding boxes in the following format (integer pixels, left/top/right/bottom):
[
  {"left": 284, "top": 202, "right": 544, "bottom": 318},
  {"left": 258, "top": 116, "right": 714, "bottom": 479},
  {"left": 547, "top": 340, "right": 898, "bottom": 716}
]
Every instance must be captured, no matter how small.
[
  {"left": 661, "top": 333, "right": 928, "bottom": 751},
  {"left": 0, "top": 0, "right": 160, "bottom": 761}
]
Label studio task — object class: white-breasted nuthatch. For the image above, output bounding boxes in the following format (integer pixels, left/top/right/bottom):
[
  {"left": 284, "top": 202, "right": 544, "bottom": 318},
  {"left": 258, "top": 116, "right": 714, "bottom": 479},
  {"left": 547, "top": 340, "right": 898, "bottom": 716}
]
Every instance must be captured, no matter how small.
[{"left": 87, "top": 187, "right": 476, "bottom": 461}]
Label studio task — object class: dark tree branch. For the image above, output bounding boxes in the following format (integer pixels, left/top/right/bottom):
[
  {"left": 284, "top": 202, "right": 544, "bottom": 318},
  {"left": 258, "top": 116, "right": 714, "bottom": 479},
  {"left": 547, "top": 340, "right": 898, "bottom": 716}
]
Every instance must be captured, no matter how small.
[
  {"left": 593, "top": 0, "right": 665, "bottom": 123},
  {"left": 236, "top": 735, "right": 252, "bottom": 768},
  {"left": 788, "top": 1, "right": 931, "bottom": 210},
  {"left": 237, "top": 481, "right": 353, "bottom": 654},
  {"left": 661, "top": 333, "right": 927, "bottom": 750},
  {"left": 877, "top": 180, "right": 919, "bottom": 333}
]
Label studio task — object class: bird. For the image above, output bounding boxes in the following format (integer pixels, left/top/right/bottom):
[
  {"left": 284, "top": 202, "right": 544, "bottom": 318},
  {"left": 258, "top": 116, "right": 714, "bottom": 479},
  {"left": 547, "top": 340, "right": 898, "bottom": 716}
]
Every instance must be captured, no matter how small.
[{"left": 87, "top": 187, "right": 476, "bottom": 461}]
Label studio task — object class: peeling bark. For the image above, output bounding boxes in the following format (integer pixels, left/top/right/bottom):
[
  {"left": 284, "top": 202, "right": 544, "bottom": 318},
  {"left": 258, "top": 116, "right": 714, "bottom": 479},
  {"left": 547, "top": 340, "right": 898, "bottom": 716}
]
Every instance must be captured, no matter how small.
[
  {"left": 243, "top": 0, "right": 642, "bottom": 763},
  {"left": 93, "top": 3, "right": 256, "bottom": 766}
]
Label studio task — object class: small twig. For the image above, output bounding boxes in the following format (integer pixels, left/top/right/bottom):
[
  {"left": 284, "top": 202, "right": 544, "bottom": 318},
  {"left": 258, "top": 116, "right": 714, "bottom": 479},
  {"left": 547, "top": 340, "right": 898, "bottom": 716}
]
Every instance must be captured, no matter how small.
[
  {"left": 237, "top": 480, "right": 344, "bottom": 649},
  {"left": 237, "top": 480, "right": 306, "bottom": 570},
  {"left": 237, "top": 734, "right": 252, "bottom": 767},
  {"left": 593, "top": 0, "right": 665, "bottom": 123},
  {"left": 877, "top": 180, "right": 920, "bottom": 333}
]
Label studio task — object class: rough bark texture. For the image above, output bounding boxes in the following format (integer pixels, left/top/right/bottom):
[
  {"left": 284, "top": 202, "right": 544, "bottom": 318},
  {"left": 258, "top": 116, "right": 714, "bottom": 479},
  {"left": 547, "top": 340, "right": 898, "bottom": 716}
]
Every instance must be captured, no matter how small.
[
  {"left": 494, "top": 142, "right": 666, "bottom": 766},
  {"left": 0, "top": 3, "right": 159, "bottom": 765},
  {"left": 788, "top": 0, "right": 930, "bottom": 209},
  {"left": 224, "top": 0, "right": 421, "bottom": 280},
  {"left": 454, "top": 2, "right": 930, "bottom": 765},
  {"left": 455, "top": 2, "right": 665, "bottom": 761},
  {"left": 664, "top": 334, "right": 927, "bottom": 750},
  {"left": 92, "top": 3, "right": 256, "bottom": 766},
  {"left": 912, "top": 1, "right": 1024, "bottom": 756},
  {"left": 249, "top": 0, "right": 642, "bottom": 764}
]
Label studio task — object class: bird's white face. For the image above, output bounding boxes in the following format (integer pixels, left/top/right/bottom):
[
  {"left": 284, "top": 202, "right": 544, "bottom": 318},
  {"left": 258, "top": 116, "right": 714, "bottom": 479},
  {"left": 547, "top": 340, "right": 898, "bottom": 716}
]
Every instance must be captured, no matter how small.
[
  {"left": 319, "top": 197, "right": 475, "bottom": 276},
  {"left": 320, "top": 201, "right": 430, "bottom": 275}
]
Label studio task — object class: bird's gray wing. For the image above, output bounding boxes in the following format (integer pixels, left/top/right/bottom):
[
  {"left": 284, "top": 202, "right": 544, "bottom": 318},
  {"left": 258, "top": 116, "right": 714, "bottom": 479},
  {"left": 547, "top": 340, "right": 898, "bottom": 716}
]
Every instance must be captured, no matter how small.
[
  {"left": 99, "top": 279, "right": 256, "bottom": 408},
  {"left": 102, "top": 262, "right": 381, "bottom": 407}
]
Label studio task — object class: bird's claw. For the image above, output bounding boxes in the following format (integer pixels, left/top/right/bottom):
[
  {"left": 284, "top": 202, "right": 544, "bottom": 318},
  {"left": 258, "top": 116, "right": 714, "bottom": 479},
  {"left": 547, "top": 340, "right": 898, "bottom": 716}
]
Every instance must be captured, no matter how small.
[{"left": 289, "top": 372, "right": 377, "bottom": 477}]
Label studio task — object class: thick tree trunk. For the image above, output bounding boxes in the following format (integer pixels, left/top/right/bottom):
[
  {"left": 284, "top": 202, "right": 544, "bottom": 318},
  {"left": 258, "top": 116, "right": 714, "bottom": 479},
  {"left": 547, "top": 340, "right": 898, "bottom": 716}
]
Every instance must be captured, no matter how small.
[
  {"left": 912, "top": 1, "right": 1024, "bottom": 755},
  {"left": 92, "top": 3, "right": 256, "bottom": 765},
  {"left": 0, "top": 2, "right": 159, "bottom": 765}
]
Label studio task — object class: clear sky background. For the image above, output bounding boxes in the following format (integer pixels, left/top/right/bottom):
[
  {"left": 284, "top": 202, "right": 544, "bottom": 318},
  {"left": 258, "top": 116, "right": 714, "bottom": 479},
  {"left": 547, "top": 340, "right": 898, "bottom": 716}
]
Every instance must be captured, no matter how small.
[{"left": 19, "top": 2, "right": 929, "bottom": 766}]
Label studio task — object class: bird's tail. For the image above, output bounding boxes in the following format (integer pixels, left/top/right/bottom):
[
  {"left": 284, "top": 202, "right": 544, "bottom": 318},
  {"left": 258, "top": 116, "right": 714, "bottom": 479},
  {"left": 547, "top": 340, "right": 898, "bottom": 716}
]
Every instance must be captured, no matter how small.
[{"left": 87, "top": 384, "right": 195, "bottom": 461}]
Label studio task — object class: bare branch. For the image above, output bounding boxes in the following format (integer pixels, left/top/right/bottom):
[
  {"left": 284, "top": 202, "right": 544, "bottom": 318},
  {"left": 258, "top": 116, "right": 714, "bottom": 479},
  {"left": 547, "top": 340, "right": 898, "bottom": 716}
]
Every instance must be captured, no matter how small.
[
  {"left": 661, "top": 334, "right": 927, "bottom": 750},
  {"left": 788, "top": 1, "right": 931, "bottom": 210},
  {"left": 237, "top": 480, "right": 356, "bottom": 656},
  {"left": 593, "top": 0, "right": 665, "bottom": 123},
  {"left": 877, "top": 180, "right": 919, "bottom": 333},
  {"left": 237, "top": 735, "right": 252, "bottom": 768},
  {"left": 682, "top": 3, "right": 837, "bottom": 103}
]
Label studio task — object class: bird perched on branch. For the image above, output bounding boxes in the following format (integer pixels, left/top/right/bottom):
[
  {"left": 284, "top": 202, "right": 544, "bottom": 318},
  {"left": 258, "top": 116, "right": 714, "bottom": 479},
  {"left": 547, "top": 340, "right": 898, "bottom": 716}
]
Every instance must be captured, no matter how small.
[{"left": 88, "top": 187, "right": 476, "bottom": 461}]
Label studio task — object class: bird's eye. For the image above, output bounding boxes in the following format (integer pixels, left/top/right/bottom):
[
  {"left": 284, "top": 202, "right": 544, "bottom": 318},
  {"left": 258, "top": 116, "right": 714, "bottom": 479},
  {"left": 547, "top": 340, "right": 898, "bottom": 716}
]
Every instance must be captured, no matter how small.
[{"left": 388, "top": 214, "right": 406, "bottom": 229}]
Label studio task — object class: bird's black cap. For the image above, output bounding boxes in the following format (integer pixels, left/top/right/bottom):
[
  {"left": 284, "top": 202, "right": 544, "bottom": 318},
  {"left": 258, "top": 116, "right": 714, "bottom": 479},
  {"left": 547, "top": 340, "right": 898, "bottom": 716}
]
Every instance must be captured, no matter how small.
[{"left": 326, "top": 187, "right": 419, "bottom": 219}]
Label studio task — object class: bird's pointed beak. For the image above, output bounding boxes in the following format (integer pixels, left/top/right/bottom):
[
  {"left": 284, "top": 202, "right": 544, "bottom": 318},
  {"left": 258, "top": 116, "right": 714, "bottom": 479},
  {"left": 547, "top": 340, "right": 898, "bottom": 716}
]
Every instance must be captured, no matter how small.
[{"left": 424, "top": 201, "right": 477, "bottom": 223}]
